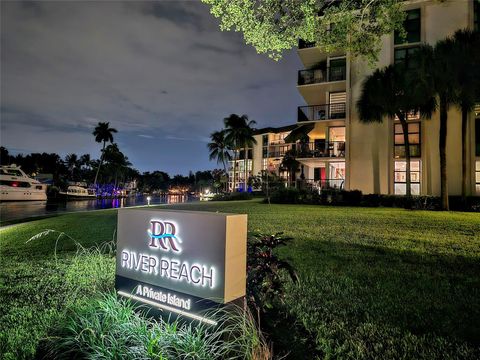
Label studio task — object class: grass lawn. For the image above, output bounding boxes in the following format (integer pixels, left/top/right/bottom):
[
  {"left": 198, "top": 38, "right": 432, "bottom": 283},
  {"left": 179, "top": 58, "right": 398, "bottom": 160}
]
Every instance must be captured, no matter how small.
[{"left": 1, "top": 200, "right": 479, "bottom": 359}]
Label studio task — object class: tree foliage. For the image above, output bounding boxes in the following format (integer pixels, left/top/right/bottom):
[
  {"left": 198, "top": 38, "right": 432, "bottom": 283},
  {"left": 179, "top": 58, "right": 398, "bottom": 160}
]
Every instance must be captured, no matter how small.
[{"left": 202, "top": 0, "right": 406, "bottom": 63}]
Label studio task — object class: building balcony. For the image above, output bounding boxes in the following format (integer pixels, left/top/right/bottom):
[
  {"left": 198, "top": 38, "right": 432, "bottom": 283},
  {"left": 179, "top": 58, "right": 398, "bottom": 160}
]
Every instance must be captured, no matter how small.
[
  {"left": 297, "top": 66, "right": 347, "bottom": 104},
  {"left": 294, "top": 141, "right": 345, "bottom": 159},
  {"left": 298, "top": 66, "right": 346, "bottom": 85},
  {"left": 298, "top": 103, "right": 346, "bottom": 122},
  {"left": 298, "top": 39, "right": 316, "bottom": 49}
]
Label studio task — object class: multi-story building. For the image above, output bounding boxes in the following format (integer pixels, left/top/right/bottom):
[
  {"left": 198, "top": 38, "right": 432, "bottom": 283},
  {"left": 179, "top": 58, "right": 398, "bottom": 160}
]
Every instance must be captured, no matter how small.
[{"left": 231, "top": 0, "right": 480, "bottom": 196}]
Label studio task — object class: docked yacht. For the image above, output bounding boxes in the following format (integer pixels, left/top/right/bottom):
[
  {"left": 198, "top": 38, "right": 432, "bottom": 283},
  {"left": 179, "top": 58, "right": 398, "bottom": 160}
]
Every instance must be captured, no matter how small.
[
  {"left": 59, "top": 185, "right": 96, "bottom": 199},
  {"left": 0, "top": 165, "right": 47, "bottom": 201}
]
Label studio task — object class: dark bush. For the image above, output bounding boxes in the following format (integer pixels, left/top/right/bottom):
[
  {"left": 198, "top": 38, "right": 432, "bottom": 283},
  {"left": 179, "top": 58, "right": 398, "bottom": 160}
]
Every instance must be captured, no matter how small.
[
  {"left": 449, "top": 196, "right": 480, "bottom": 212},
  {"left": 211, "top": 192, "right": 253, "bottom": 201},
  {"left": 268, "top": 187, "right": 302, "bottom": 204},
  {"left": 268, "top": 187, "right": 479, "bottom": 212},
  {"left": 341, "top": 189, "right": 363, "bottom": 205},
  {"left": 247, "top": 233, "right": 297, "bottom": 312},
  {"left": 361, "top": 193, "right": 382, "bottom": 207}
]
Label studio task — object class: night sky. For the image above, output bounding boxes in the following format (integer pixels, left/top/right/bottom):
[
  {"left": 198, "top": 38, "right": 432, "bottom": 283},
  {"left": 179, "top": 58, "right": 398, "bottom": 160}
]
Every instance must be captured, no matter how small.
[{"left": 1, "top": 1, "right": 304, "bottom": 175}]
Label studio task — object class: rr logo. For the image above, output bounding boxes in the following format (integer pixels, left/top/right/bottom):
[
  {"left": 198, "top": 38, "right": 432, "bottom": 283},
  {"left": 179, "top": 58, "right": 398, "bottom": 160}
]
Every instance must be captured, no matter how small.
[{"left": 148, "top": 220, "right": 182, "bottom": 253}]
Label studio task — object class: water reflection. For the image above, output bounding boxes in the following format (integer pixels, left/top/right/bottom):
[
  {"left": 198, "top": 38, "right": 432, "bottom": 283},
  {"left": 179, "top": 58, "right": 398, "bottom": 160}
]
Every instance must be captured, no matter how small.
[{"left": 0, "top": 194, "right": 193, "bottom": 223}]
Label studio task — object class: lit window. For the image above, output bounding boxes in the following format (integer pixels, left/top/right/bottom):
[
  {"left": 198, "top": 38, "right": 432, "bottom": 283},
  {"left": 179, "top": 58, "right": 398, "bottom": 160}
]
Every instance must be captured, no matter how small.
[
  {"left": 394, "top": 160, "right": 421, "bottom": 195},
  {"left": 394, "top": 122, "right": 421, "bottom": 158},
  {"left": 476, "top": 161, "right": 480, "bottom": 194},
  {"left": 476, "top": 118, "right": 480, "bottom": 157},
  {"left": 262, "top": 158, "right": 267, "bottom": 170},
  {"left": 329, "top": 162, "right": 345, "bottom": 189}
]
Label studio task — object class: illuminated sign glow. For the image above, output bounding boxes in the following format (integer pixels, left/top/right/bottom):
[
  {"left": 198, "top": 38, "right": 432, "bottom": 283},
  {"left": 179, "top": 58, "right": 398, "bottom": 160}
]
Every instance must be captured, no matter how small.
[
  {"left": 120, "top": 250, "right": 216, "bottom": 288},
  {"left": 147, "top": 220, "right": 182, "bottom": 253},
  {"left": 115, "top": 209, "right": 247, "bottom": 324}
]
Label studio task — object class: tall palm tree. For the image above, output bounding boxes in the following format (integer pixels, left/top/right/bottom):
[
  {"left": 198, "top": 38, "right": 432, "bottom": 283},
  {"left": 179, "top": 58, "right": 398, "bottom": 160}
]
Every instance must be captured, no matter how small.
[
  {"left": 281, "top": 150, "right": 300, "bottom": 187},
  {"left": 357, "top": 63, "right": 436, "bottom": 201},
  {"left": 103, "top": 143, "right": 132, "bottom": 188},
  {"left": 92, "top": 122, "right": 118, "bottom": 186},
  {"left": 208, "top": 130, "right": 232, "bottom": 191},
  {"left": 416, "top": 41, "right": 458, "bottom": 210},
  {"left": 65, "top": 153, "right": 79, "bottom": 179},
  {"left": 451, "top": 29, "right": 480, "bottom": 200},
  {"left": 223, "top": 114, "right": 257, "bottom": 192}
]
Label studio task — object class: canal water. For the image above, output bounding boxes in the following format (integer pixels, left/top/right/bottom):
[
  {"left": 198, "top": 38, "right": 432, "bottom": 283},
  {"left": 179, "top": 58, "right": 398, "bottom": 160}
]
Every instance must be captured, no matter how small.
[{"left": 0, "top": 194, "right": 192, "bottom": 223}]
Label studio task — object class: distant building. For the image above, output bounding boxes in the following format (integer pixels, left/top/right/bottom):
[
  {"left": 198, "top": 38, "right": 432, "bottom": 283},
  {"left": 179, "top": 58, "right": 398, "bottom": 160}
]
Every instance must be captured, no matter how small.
[{"left": 230, "top": 0, "right": 480, "bottom": 196}]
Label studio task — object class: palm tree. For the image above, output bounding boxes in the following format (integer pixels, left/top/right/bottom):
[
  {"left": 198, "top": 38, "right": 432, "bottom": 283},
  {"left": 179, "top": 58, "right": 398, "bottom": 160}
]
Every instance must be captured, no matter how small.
[
  {"left": 281, "top": 150, "right": 300, "bottom": 187},
  {"left": 208, "top": 130, "right": 232, "bottom": 192},
  {"left": 92, "top": 122, "right": 118, "bottom": 186},
  {"left": 451, "top": 30, "right": 480, "bottom": 200},
  {"left": 223, "top": 114, "right": 257, "bottom": 192},
  {"left": 416, "top": 41, "right": 458, "bottom": 210},
  {"left": 103, "top": 143, "right": 132, "bottom": 188},
  {"left": 65, "top": 153, "right": 79, "bottom": 179},
  {"left": 79, "top": 154, "right": 91, "bottom": 170},
  {"left": 357, "top": 63, "right": 436, "bottom": 202}
]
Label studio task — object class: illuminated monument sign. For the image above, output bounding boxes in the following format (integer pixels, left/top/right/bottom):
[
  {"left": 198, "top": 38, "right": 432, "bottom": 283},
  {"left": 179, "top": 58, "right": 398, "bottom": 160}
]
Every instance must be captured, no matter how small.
[{"left": 115, "top": 208, "right": 247, "bottom": 325}]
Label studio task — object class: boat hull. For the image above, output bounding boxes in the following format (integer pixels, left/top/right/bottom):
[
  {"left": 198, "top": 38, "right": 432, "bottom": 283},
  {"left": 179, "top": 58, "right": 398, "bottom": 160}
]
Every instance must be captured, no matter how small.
[{"left": 0, "top": 187, "right": 47, "bottom": 201}]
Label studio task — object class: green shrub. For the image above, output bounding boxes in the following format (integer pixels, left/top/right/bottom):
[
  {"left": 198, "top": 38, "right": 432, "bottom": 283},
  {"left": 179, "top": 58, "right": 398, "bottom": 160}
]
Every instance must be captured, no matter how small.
[
  {"left": 269, "top": 187, "right": 302, "bottom": 204},
  {"left": 45, "top": 293, "right": 270, "bottom": 360},
  {"left": 211, "top": 192, "right": 253, "bottom": 201},
  {"left": 247, "top": 233, "right": 297, "bottom": 312},
  {"left": 268, "top": 187, "right": 480, "bottom": 211}
]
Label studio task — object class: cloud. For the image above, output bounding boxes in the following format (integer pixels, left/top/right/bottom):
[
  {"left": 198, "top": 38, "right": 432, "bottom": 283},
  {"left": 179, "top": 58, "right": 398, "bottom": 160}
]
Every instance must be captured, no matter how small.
[
  {"left": 1, "top": 0, "right": 303, "bottom": 174},
  {"left": 138, "top": 134, "right": 154, "bottom": 139}
]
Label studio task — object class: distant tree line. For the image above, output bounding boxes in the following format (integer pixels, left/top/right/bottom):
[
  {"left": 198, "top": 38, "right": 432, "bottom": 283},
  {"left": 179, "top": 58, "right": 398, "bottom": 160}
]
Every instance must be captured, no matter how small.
[
  {"left": 1, "top": 121, "right": 223, "bottom": 193},
  {"left": 1, "top": 145, "right": 222, "bottom": 193}
]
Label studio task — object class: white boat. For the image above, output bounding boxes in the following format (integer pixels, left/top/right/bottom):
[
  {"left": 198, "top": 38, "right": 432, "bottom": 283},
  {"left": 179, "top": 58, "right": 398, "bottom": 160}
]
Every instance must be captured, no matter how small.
[
  {"left": 0, "top": 165, "right": 47, "bottom": 201},
  {"left": 59, "top": 185, "right": 96, "bottom": 199}
]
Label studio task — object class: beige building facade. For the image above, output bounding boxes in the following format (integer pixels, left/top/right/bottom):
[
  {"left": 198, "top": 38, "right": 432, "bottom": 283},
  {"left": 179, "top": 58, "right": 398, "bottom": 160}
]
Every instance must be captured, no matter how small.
[{"left": 230, "top": 0, "right": 480, "bottom": 196}]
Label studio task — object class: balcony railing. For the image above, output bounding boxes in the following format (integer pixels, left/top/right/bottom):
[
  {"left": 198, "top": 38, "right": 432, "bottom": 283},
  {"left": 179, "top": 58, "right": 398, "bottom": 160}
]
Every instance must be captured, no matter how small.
[
  {"left": 264, "top": 141, "right": 346, "bottom": 158},
  {"left": 298, "top": 39, "right": 316, "bottom": 49},
  {"left": 298, "top": 66, "right": 346, "bottom": 85},
  {"left": 268, "top": 151, "right": 290, "bottom": 158},
  {"left": 298, "top": 103, "right": 346, "bottom": 122},
  {"left": 296, "top": 178, "right": 345, "bottom": 191},
  {"left": 294, "top": 141, "right": 345, "bottom": 158}
]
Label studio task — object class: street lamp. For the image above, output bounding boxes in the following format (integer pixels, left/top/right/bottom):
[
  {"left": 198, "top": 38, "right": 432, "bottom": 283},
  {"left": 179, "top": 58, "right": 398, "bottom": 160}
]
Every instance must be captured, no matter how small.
[{"left": 147, "top": 196, "right": 151, "bottom": 206}]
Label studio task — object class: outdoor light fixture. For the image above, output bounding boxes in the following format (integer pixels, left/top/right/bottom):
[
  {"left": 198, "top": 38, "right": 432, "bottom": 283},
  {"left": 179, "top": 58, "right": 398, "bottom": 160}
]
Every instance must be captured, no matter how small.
[{"left": 147, "top": 196, "right": 151, "bottom": 206}]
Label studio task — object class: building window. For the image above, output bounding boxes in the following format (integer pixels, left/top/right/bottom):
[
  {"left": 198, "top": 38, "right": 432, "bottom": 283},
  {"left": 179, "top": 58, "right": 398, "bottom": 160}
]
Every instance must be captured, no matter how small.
[
  {"left": 475, "top": 118, "right": 480, "bottom": 157},
  {"left": 262, "top": 135, "right": 268, "bottom": 146},
  {"left": 329, "top": 58, "right": 346, "bottom": 81},
  {"left": 263, "top": 147, "right": 268, "bottom": 158},
  {"left": 394, "top": 9, "right": 421, "bottom": 45},
  {"left": 271, "top": 133, "right": 287, "bottom": 144},
  {"left": 394, "top": 122, "right": 421, "bottom": 158},
  {"left": 329, "top": 162, "right": 345, "bottom": 189},
  {"left": 262, "top": 158, "right": 267, "bottom": 170},
  {"left": 476, "top": 161, "right": 480, "bottom": 194},
  {"left": 394, "top": 160, "right": 421, "bottom": 195},
  {"left": 394, "top": 46, "right": 420, "bottom": 69}
]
